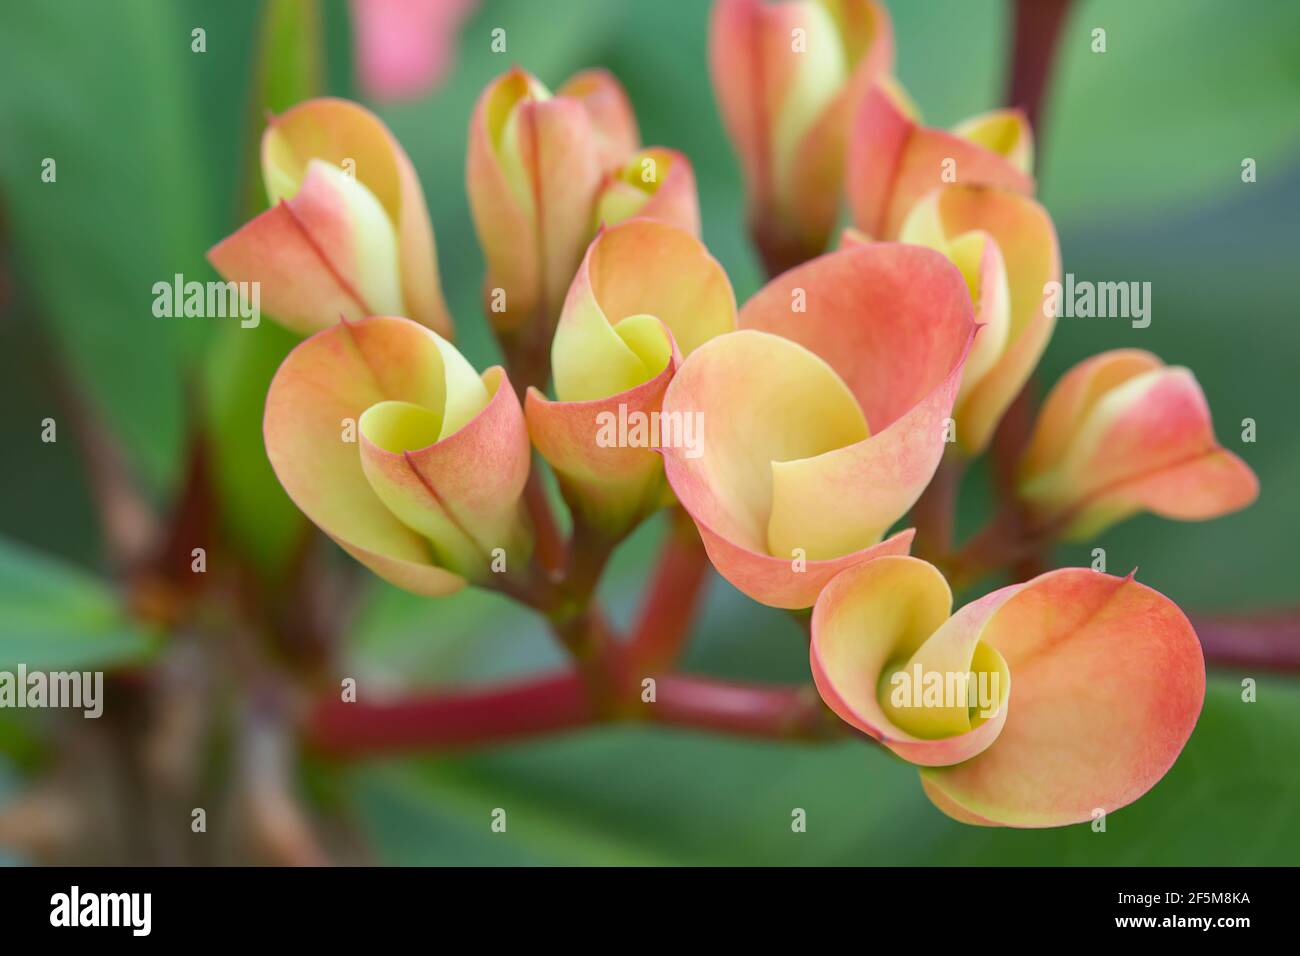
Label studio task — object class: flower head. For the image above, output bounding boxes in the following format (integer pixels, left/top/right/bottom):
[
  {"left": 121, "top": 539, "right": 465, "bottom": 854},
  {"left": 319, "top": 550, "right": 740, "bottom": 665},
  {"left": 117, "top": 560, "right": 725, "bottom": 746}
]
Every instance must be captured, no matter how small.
[
  {"left": 264, "top": 315, "right": 531, "bottom": 594},
  {"left": 891, "top": 184, "right": 1060, "bottom": 454},
  {"left": 848, "top": 78, "right": 1034, "bottom": 241},
  {"left": 467, "top": 68, "right": 639, "bottom": 335},
  {"left": 811, "top": 556, "right": 1205, "bottom": 826},
  {"left": 595, "top": 147, "right": 701, "bottom": 237},
  {"left": 710, "top": 0, "right": 894, "bottom": 272},
  {"left": 1018, "top": 349, "right": 1258, "bottom": 539},
  {"left": 209, "top": 98, "right": 451, "bottom": 337},
  {"left": 526, "top": 219, "right": 735, "bottom": 535},
  {"left": 661, "top": 243, "right": 975, "bottom": 607}
]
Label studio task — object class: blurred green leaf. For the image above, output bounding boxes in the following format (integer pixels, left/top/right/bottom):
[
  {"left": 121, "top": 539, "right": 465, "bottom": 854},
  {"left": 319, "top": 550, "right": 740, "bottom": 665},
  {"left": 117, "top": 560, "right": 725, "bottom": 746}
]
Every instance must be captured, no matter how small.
[
  {"left": 202, "top": 322, "right": 306, "bottom": 576},
  {"left": 886, "top": 0, "right": 1006, "bottom": 128},
  {"left": 0, "top": 537, "right": 155, "bottom": 671},
  {"left": 0, "top": 1, "right": 217, "bottom": 498},
  {"left": 347, "top": 676, "right": 1300, "bottom": 865},
  {"left": 1040, "top": 0, "right": 1300, "bottom": 223},
  {"left": 347, "top": 577, "right": 560, "bottom": 688},
  {"left": 203, "top": 0, "right": 324, "bottom": 580}
]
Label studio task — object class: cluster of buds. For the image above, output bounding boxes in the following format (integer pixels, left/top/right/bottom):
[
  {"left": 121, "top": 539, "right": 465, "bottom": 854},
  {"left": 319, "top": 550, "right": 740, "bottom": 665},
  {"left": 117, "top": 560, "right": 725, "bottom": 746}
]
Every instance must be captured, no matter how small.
[
  {"left": 466, "top": 67, "right": 698, "bottom": 344},
  {"left": 207, "top": 0, "right": 1257, "bottom": 827}
]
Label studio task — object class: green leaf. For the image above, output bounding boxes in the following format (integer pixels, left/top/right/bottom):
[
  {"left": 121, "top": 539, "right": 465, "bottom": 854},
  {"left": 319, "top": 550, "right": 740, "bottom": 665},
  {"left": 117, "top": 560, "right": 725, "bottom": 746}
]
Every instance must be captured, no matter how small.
[
  {"left": 0, "top": 537, "right": 156, "bottom": 671},
  {"left": 202, "top": 322, "right": 306, "bottom": 577},
  {"left": 0, "top": 1, "right": 217, "bottom": 498},
  {"left": 1040, "top": 0, "right": 1300, "bottom": 223}
]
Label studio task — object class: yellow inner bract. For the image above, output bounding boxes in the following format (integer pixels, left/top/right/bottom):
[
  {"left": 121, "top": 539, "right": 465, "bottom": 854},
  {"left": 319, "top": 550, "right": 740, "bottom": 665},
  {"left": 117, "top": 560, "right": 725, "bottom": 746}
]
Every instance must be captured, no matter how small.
[
  {"left": 878, "top": 635, "right": 1011, "bottom": 740},
  {"left": 771, "top": 1, "right": 848, "bottom": 204},
  {"left": 490, "top": 73, "right": 554, "bottom": 221}
]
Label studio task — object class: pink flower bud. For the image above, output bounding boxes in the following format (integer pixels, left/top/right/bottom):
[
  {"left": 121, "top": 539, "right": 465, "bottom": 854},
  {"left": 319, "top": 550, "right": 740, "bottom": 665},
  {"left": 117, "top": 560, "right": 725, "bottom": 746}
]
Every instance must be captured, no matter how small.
[
  {"left": 1019, "top": 349, "right": 1258, "bottom": 539},
  {"left": 210, "top": 98, "right": 451, "bottom": 337}
]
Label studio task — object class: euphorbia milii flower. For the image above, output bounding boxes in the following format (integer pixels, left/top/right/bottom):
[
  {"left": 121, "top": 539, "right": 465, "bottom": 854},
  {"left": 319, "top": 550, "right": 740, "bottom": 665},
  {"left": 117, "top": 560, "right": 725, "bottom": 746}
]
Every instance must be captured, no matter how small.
[
  {"left": 710, "top": 0, "right": 894, "bottom": 273},
  {"left": 847, "top": 78, "right": 1035, "bottom": 241},
  {"left": 1018, "top": 349, "right": 1258, "bottom": 539},
  {"left": 558, "top": 68, "right": 641, "bottom": 173},
  {"left": 811, "top": 556, "right": 1205, "bottom": 826},
  {"left": 526, "top": 219, "right": 735, "bottom": 536},
  {"left": 891, "top": 185, "right": 1060, "bottom": 454},
  {"left": 467, "top": 68, "right": 639, "bottom": 336},
  {"left": 350, "top": 0, "right": 478, "bottom": 102},
  {"left": 209, "top": 98, "right": 451, "bottom": 338},
  {"left": 264, "top": 315, "right": 531, "bottom": 595},
  {"left": 660, "top": 243, "right": 976, "bottom": 608},
  {"left": 595, "top": 147, "right": 701, "bottom": 237}
]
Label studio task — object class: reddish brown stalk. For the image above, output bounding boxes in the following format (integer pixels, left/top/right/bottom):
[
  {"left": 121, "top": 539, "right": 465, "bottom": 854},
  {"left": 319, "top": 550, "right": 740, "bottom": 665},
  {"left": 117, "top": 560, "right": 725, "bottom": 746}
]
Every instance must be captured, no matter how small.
[
  {"left": 306, "top": 672, "right": 592, "bottom": 757},
  {"left": 752, "top": 217, "right": 814, "bottom": 280},
  {"left": 983, "top": 0, "right": 1075, "bottom": 581},
  {"left": 943, "top": 506, "right": 1044, "bottom": 592},
  {"left": 910, "top": 452, "right": 965, "bottom": 564},
  {"left": 548, "top": 604, "right": 624, "bottom": 718},
  {"left": 1190, "top": 610, "right": 1300, "bottom": 674},
  {"left": 303, "top": 669, "right": 851, "bottom": 757},
  {"left": 626, "top": 507, "right": 711, "bottom": 676},
  {"left": 522, "top": 465, "right": 566, "bottom": 577},
  {"left": 1005, "top": 0, "right": 1075, "bottom": 138},
  {"left": 650, "top": 675, "right": 846, "bottom": 742},
  {"left": 52, "top": 362, "right": 160, "bottom": 571}
]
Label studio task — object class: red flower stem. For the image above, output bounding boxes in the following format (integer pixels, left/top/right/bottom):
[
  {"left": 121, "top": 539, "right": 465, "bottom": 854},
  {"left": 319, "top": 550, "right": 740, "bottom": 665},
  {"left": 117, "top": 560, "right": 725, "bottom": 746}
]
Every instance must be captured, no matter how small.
[
  {"left": 988, "top": 0, "right": 1074, "bottom": 581},
  {"left": 1190, "top": 610, "right": 1300, "bottom": 674},
  {"left": 910, "top": 450, "right": 965, "bottom": 563},
  {"left": 984, "top": 360, "right": 1049, "bottom": 583},
  {"left": 303, "top": 671, "right": 848, "bottom": 757},
  {"left": 522, "top": 463, "right": 566, "bottom": 578},
  {"left": 547, "top": 603, "right": 624, "bottom": 718},
  {"left": 1006, "top": 0, "right": 1074, "bottom": 139},
  {"left": 650, "top": 675, "right": 847, "bottom": 742},
  {"left": 626, "top": 507, "right": 711, "bottom": 677},
  {"left": 305, "top": 672, "right": 592, "bottom": 757}
]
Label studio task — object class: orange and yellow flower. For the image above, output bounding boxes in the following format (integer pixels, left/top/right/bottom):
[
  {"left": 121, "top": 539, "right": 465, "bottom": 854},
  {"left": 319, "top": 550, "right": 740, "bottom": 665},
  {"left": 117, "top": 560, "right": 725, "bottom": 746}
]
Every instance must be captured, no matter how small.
[
  {"left": 263, "top": 315, "right": 531, "bottom": 595},
  {"left": 661, "top": 242, "right": 975, "bottom": 607},
  {"left": 210, "top": 98, "right": 451, "bottom": 338},
  {"left": 1018, "top": 349, "right": 1258, "bottom": 539},
  {"left": 848, "top": 78, "right": 1034, "bottom": 241},
  {"left": 811, "top": 556, "right": 1205, "bottom": 826},
  {"left": 889, "top": 185, "right": 1060, "bottom": 454},
  {"left": 526, "top": 219, "right": 735, "bottom": 536},
  {"left": 710, "top": 0, "right": 894, "bottom": 272}
]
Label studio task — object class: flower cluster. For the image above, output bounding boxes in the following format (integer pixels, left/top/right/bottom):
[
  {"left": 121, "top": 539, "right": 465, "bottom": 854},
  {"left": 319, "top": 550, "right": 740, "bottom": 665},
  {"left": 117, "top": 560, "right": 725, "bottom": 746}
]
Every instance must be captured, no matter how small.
[{"left": 209, "top": 0, "right": 1257, "bottom": 827}]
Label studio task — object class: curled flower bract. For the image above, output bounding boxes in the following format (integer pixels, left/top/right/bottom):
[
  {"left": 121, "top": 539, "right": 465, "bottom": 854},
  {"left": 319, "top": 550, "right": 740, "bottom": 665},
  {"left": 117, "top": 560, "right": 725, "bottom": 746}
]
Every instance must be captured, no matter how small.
[
  {"left": 811, "top": 556, "right": 1205, "bottom": 827},
  {"left": 595, "top": 147, "right": 701, "bottom": 237},
  {"left": 1018, "top": 349, "right": 1258, "bottom": 539},
  {"left": 526, "top": 219, "right": 735, "bottom": 535},
  {"left": 209, "top": 98, "right": 451, "bottom": 337},
  {"left": 893, "top": 184, "right": 1060, "bottom": 454},
  {"left": 661, "top": 243, "right": 975, "bottom": 607},
  {"left": 264, "top": 315, "right": 531, "bottom": 594},
  {"left": 467, "top": 68, "right": 637, "bottom": 336},
  {"left": 710, "top": 0, "right": 894, "bottom": 271},
  {"left": 847, "top": 78, "right": 1034, "bottom": 241}
]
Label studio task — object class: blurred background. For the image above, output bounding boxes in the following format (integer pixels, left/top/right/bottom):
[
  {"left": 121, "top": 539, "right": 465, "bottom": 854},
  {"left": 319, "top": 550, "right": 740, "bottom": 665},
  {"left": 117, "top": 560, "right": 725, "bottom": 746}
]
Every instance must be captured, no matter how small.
[{"left": 0, "top": 0, "right": 1297, "bottom": 864}]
